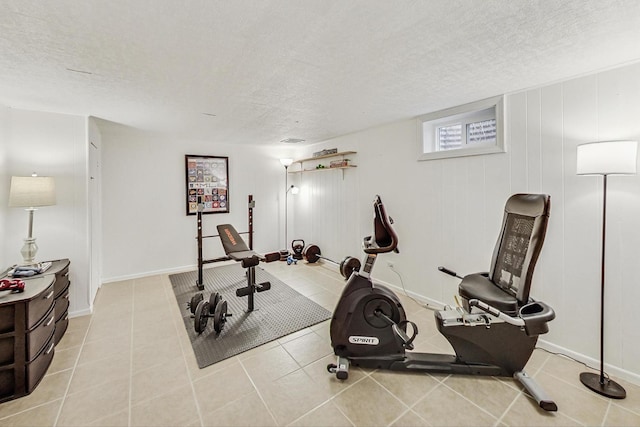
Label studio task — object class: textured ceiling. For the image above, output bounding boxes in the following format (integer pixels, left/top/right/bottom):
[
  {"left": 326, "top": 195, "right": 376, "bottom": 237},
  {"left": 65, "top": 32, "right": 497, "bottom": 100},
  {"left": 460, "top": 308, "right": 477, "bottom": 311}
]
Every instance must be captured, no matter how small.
[{"left": 2, "top": 1, "right": 640, "bottom": 145}]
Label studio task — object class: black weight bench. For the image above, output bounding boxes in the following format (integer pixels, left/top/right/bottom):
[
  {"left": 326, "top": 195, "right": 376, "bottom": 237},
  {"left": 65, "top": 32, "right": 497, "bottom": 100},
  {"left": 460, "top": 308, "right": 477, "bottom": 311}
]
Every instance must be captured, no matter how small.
[{"left": 217, "top": 224, "right": 276, "bottom": 312}]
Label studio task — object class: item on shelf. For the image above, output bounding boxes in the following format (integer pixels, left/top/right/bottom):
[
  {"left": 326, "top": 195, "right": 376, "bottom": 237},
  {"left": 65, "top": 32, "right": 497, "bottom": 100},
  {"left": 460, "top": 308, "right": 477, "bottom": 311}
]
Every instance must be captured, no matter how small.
[
  {"left": 312, "top": 148, "right": 338, "bottom": 158},
  {"left": 316, "top": 164, "right": 326, "bottom": 169},
  {"left": 330, "top": 159, "right": 349, "bottom": 168}
]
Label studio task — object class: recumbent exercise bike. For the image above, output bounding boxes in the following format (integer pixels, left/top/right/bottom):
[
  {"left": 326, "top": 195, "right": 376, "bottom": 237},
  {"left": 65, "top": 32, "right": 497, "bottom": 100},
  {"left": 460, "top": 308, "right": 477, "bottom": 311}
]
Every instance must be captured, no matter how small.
[{"left": 327, "top": 194, "right": 557, "bottom": 412}]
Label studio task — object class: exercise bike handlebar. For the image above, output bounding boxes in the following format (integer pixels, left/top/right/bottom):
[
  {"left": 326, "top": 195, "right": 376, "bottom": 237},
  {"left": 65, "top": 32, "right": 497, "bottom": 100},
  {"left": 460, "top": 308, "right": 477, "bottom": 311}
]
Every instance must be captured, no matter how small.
[
  {"left": 468, "top": 299, "right": 525, "bottom": 327},
  {"left": 437, "top": 266, "right": 464, "bottom": 280},
  {"left": 363, "top": 195, "right": 400, "bottom": 254}
]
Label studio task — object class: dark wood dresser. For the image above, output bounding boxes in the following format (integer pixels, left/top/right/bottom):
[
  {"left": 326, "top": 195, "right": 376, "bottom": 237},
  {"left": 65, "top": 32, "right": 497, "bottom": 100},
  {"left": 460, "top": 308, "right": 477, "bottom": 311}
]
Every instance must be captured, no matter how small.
[{"left": 0, "top": 258, "right": 70, "bottom": 403}]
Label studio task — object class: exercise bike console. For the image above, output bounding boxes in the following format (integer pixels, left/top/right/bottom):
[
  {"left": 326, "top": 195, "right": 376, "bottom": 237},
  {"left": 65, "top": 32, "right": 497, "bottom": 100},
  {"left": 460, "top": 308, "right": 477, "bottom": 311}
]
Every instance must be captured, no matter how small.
[{"left": 327, "top": 194, "right": 558, "bottom": 412}]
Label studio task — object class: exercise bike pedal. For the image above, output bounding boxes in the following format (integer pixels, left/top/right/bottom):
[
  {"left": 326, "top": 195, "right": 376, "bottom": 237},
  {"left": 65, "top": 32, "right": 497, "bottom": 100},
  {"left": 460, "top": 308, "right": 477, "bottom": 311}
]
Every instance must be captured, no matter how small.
[{"left": 375, "top": 309, "right": 419, "bottom": 350}]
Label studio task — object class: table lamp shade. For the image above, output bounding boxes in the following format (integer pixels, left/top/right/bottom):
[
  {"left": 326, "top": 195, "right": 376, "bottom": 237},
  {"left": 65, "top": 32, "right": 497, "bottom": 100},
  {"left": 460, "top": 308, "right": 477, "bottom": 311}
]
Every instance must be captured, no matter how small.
[
  {"left": 9, "top": 176, "right": 56, "bottom": 208},
  {"left": 576, "top": 140, "right": 638, "bottom": 175}
]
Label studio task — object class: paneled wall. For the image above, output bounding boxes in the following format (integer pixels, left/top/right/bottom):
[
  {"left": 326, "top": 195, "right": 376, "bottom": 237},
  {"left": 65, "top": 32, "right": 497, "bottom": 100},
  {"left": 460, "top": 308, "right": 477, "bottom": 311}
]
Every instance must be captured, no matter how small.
[
  {"left": 291, "top": 61, "right": 640, "bottom": 383},
  {"left": 99, "top": 126, "right": 291, "bottom": 281}
]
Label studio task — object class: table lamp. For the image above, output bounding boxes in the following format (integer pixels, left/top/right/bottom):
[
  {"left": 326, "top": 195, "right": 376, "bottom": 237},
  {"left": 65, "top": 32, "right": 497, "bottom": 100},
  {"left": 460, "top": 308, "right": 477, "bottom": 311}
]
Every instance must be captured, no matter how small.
[{"left": 8, "top": 174, "right": 56, "bottom": 265}]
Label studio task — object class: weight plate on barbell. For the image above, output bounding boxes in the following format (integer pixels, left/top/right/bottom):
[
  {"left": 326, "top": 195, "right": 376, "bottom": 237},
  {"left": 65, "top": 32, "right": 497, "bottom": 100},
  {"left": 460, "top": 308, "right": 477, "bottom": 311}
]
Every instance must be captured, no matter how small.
[
  {"left": 209, "top": 292, "right": 221, "bottom": 315},
  {"left": 340, "top": 256, "right": 361, "bottom": 279},
  {"left": 303, "top": 244, "right": 321, "bottom": 263},
  {"left": 189, "top": 293, "right": 204, "bottom": 314},
  {"left": 213, "top": 300, "right": 228, "bottom": 333},
  {"left": 194, "top": 300, "right": 210, "bottom": 334}
]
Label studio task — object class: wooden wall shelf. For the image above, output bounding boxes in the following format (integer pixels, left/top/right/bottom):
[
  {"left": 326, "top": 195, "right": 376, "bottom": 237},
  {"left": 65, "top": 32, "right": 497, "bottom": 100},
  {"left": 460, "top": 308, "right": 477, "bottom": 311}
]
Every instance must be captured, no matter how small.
[{"left": 289, "top": 151, "right": 357, "bottom": 173}]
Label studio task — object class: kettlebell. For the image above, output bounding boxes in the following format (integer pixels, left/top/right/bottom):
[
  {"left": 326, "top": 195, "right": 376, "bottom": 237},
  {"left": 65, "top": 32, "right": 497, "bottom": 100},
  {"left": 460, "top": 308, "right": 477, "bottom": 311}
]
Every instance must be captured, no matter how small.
[{"left": 291, "top": 239, "right": 305, "bottom": 260}]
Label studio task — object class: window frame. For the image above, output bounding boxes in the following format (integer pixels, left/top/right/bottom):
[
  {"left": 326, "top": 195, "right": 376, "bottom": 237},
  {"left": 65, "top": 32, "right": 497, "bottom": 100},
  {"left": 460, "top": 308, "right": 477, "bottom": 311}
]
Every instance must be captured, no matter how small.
[{"left": 417, "top": 96, "right": 505, "bottom": 161}]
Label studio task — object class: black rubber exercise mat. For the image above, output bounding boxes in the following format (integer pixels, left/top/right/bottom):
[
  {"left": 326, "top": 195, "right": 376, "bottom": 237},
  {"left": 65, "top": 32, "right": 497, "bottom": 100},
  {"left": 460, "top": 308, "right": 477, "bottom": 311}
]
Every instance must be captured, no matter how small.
[{"left": 169, "top": 264, "right": 332, "bottom": 368}]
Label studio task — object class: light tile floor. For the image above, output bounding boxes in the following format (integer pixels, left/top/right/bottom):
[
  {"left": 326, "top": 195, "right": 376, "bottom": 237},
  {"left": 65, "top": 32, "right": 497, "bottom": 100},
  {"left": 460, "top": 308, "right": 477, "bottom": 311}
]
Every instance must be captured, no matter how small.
[{"left": 1, "top": 261, "right": 639, "bottom": 426}]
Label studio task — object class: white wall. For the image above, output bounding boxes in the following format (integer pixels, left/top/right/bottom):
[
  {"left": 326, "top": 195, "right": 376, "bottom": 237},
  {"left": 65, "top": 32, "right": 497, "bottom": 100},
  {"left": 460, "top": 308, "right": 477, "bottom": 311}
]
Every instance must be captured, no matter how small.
[
  {"left": 0, "top": 106, "right": 8, "bottom": 268},
  {"left": 1, "top": 108, "right": 92, "bottom": 317},
  {"left": 99, "top": 126, "right": 292, "bottom": 281},
  {"left": 292, "top": 61, "right": 640, "bottom": 383},
  {"left": 88, "top": 118, "right": 103, "bottom": 308}
]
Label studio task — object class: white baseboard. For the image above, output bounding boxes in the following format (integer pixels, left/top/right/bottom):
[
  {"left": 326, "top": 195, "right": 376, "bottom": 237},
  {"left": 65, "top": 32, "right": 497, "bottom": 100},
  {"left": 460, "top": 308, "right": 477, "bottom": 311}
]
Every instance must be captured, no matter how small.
[
  {"left": 69, "top": 307, "right": 92, "bottom": 318},
  {"left": 101, "top": 264, "right": 198, "bottom": 284},
  {"left": 101, "top": 261, "right": 239, "bottom": 284}
]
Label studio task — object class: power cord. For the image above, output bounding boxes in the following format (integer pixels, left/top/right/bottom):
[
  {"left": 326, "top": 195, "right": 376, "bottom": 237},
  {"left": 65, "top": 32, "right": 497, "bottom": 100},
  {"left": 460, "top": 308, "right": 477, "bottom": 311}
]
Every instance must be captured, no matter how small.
[
  {"left": 388, "top": 264, "right": 439, "bottom": 312},
  {"left": 535, "top": 347, "right": 609, "bottom": 380}
]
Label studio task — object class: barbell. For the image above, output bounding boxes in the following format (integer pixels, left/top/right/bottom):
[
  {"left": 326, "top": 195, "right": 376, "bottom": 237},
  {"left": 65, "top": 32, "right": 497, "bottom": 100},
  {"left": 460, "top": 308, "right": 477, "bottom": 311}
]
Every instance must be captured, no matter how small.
[
  {"left": 302, "top": 244, "right": 361, "bottom": 279},
  {"left": 187, "top": 292, "right": 232, "bottom": 334}
]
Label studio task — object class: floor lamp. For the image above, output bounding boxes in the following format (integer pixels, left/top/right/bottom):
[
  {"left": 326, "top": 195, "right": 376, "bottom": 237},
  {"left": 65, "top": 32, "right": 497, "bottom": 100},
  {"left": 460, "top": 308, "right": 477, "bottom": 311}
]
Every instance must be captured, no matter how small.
[
  {"left": 576, "top": 140, "right": 638, "bottom": 399},
  {"left": 8, "top": 174, "right": 57, "bottom": 265},
  {"left": 280, "top": 158, "right": 294, "bottom": 253}
]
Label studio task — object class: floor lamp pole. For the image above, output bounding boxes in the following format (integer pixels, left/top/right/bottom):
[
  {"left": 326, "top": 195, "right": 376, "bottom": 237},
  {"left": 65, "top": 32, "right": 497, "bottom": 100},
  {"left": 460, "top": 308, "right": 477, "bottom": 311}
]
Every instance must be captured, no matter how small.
[
  {"left": 579, "top": 173, "right": 626, "bottom": 399},
  {"left": 284, "top": 165, "right": 289, "bottom": 251}
]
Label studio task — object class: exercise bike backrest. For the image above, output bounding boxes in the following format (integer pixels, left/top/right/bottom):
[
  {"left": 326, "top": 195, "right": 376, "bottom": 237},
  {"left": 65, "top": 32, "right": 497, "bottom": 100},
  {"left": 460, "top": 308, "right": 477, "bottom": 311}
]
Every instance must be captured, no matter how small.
[
  {"left": 363, "top": 195, "right": 399, "bottom": 254},
  {"left": 488, "top": 193, "right": 550, "bottom": 306}
]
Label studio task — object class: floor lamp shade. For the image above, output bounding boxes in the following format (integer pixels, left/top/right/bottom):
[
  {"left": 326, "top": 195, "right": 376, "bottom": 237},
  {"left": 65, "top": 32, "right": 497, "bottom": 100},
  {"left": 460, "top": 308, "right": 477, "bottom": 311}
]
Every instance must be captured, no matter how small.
[
  {"left": 8, "top": 175, "right": 56, "bottom": 265},
  {"left": 576, "top": 140, "right": 637, "bottom": 400},
  {"left": 280, "top": 158, "right": 293, "bottom": 167},
  {"left": 576, "top": 140, "right": 637, "bottom": 175}
]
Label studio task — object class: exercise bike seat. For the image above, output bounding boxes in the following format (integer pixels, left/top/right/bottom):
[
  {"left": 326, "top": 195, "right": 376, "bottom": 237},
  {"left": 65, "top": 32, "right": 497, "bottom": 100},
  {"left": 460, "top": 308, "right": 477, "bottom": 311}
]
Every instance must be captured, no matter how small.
[
  {"left": 459, "top": 273, "right": 519, "bottom": 315},
  {"left": 458, "top": 194, "right": 550, "bottom": 316},
  {"left": 216, "top": 224, "right": 256, "bottom": 261}
]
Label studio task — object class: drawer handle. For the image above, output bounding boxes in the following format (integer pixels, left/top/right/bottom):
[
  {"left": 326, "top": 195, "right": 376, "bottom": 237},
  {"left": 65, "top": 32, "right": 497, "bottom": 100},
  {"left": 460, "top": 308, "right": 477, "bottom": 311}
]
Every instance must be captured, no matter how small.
[
  {"left": 44, "top": 290, "right": 54, "bottom": 299},
  {"left": 63, "top": 313, "right": 69, "bottom": 321},
  {"left": 45, "top": 342, "right": 54, "bottom": 355},
  {"left": 64, "top": 293, "right": 70, "bottom": 299},
  {"left": 63, "top": 272, "right": 69, "bottom": 277},
  {"left": 45, "top": 316, "right": 55, "bottom": 327}
]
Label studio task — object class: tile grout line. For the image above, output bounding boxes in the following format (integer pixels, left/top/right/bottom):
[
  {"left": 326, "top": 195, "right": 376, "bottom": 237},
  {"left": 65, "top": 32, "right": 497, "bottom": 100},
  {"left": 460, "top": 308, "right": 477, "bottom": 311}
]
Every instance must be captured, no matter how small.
[
  {"left": 237, "top": 356, "right": 280, "bottom": 426},
  {"left": 600, "top": 401, "right": 612, "bottom": 427},
  {"left": 51, "top": 295, "right": 97, "bottom": 427},
  {"left": 363, "top": 374, "right": 416, "bottom": 427},
  {"left": 128, "top": 280, "right": 135, "bottom": 427},
  {"left": 439, "top": 380, "right": 503, "bottom": 424},
  {"left": 285, "top": 367, "right": 370, "bottom": 427},
  {"left": 385, "top": 378, "right": 442, "bottom": 427},
  {"left": 164, "top": 275, "right": 207, "bottom": 427}
]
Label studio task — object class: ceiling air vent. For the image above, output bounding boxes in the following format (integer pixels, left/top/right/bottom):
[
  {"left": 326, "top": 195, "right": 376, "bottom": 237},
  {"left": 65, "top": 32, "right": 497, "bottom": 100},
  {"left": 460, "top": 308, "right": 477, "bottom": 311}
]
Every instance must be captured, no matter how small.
[{"left": 280, "top": 138, "right": 305, "bottom": 144}]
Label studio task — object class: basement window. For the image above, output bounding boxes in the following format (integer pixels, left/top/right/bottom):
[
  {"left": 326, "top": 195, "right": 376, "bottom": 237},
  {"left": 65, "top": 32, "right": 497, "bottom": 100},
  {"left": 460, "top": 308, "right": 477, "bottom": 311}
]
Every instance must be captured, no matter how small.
[{"left": 418, "top": 96, "right": 505, "bottom": 161}]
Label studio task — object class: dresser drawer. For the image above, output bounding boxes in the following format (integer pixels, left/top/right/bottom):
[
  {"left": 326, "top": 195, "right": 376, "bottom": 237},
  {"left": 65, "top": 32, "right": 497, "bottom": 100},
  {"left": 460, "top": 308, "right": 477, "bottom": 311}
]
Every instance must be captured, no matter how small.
[
  {"left": 54, "top": 266, "right": 70, "bottom": 299},
  {"left": 55, "top": 286, "right": 70, "bottom": 322},
  {"left": 27, "top": 305, "right": 55, "bottom": 362},
  {"left": 0, "top": 305, "right": 16, "bottom": 334},
  {"left": 26, "top": 284, "right": 55, "bottom": 330},
  {"left": 54, "top": 315, "right": 69, "bottom": 345},
  {"left": 0, "top": 267, "right": 65, "bottom": 404},
  {"left": 0, "top": 335, "right": 16, "bottom": 365},
  {"left": 0, "top": 366, "right": 16, "bottom": 400},
  {"left": 27, "top": 336, "right": 54, "bottom": 392}
]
